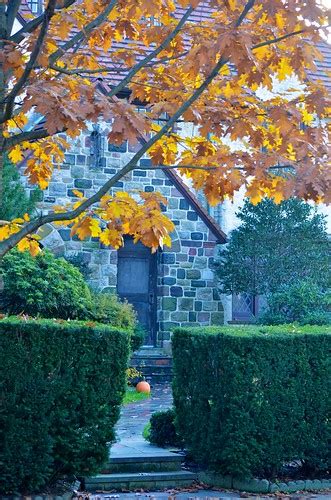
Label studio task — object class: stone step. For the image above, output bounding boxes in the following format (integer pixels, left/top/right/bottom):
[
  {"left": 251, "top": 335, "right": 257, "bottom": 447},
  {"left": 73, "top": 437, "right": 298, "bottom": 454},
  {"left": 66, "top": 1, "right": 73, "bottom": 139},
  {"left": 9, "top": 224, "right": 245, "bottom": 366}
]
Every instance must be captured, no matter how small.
[
  {"left": 103, "top": 451, "right": 183, "bottom": 473},
  {"left": 131, "top": 356, "right": 173, "bottom": 367},
  {"left": 131, "top": 357, "right": 173, "bottom": 383},
  {"left": 84, "top": 471, "right": 198, "bottom": 492}
]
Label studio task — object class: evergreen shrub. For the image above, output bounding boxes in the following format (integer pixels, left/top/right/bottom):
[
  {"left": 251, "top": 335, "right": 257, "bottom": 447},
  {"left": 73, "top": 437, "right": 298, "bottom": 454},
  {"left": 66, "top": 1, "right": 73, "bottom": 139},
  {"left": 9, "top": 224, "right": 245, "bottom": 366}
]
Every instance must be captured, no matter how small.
[
  {"left": 0, "top": 249, "right": 92, "bottom": 319},
  {"left": 172, "top": 325, "right": 331, "bottom": 478},
  {"left": 0, "top": 316, "right": 130, "bottom": 494},
  {"left": 146, "top": 409, "right": 183, "bottom": 448},
  {"left": 259, "top": 281, "right": 330, "bottom": 325}
]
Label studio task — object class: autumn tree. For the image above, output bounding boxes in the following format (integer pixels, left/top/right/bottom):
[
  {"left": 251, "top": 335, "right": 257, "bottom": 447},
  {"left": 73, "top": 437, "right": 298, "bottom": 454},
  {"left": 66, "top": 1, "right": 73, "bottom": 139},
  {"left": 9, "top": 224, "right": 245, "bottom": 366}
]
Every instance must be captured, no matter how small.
[{"left": 0, "top": 0, "right": 330, "bottom": 258}]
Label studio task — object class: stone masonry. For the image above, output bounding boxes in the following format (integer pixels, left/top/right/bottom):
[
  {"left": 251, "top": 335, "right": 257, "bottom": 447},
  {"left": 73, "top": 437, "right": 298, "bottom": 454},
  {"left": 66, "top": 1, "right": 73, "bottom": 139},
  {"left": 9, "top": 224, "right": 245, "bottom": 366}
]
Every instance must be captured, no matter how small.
[{"left": 21, "top": 125, "right": 224, "bottom": 344}]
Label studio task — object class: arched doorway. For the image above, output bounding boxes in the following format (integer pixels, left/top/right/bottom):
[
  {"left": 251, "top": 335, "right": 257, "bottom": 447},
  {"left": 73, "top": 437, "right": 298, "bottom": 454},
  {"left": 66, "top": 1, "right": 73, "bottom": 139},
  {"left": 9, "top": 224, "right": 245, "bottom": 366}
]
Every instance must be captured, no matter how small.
[{"left": 117, "top": 237, "right": 157, "bottom": 346}]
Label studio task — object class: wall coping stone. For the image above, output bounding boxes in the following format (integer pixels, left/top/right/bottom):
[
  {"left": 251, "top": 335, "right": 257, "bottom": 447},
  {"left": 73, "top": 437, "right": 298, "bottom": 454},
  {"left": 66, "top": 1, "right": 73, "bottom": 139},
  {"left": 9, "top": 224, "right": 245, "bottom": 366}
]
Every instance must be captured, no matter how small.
[{"left": 197, "top": 472, "right": 331, "bottom": 494}]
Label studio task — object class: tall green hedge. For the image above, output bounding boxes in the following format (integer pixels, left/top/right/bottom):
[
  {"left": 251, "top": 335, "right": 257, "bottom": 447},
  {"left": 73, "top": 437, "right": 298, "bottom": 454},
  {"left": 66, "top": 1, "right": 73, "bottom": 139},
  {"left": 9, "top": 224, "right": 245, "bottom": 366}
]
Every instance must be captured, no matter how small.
[
  {"left": 172, "top": 325, "right": 331, "bottom": 478},
  {"left": 0, "top": 317, "right": 130, "bottom": 495}
]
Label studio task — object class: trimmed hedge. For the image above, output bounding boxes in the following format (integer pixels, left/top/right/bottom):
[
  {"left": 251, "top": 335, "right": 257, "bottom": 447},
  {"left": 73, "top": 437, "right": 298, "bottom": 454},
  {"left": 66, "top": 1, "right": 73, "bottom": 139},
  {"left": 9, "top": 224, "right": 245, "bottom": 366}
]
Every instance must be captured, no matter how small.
[
  {"left": 0, "top": 317, "right": 130, "bottom": 495},
  {"left": 172, "top": 325, "right": 331, "bottom": 478}
]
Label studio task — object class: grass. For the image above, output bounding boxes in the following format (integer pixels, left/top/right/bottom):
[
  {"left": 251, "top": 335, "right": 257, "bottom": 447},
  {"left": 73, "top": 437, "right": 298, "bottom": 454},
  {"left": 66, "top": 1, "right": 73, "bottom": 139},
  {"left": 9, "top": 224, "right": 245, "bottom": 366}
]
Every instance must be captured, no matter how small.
[
  {"left": 143, "top": 422, "right": 151, "bottom": 441},
  {"left": 123, "top": 386, "right": 150, "bottom": 405}
]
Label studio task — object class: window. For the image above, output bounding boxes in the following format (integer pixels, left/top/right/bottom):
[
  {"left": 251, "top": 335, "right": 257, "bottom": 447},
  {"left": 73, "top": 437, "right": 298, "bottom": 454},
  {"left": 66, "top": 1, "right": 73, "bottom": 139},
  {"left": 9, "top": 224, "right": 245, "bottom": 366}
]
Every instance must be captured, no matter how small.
[
  {"left": 232, "top": 293, "right": 256, "bottom": 322},
  {"left": 27, "top": 0, "right": 43, "bottom": 15}
]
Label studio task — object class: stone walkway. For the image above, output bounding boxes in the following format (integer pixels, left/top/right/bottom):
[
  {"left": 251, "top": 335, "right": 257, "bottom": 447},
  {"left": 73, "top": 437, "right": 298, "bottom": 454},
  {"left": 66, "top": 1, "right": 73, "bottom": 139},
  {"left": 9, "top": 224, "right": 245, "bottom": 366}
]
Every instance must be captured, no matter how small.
[
  {"left": 90, "top": 493, "right": 330, "bottom": 499},
  {"left": 103, "top": 386, "right": 330, "bottom": 499},
  {"left": 111, "top": 384, "right": 173, "bottom": 458}
]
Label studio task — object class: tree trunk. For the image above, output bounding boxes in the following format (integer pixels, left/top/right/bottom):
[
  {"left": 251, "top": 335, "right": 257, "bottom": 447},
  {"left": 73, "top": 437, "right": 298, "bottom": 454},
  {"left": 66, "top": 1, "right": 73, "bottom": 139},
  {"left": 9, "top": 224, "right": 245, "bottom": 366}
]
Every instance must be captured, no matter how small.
[{"left": 0, "top": 1, "right": 7, "bottom": 221}]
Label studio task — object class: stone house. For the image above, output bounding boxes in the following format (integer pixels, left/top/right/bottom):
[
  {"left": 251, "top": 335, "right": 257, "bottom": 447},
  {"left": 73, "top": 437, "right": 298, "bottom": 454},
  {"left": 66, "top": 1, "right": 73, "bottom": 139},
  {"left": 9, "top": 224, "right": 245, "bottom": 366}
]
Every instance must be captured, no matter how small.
[{"left": 25, "top": 125, "right": 226, "bottom": 346}]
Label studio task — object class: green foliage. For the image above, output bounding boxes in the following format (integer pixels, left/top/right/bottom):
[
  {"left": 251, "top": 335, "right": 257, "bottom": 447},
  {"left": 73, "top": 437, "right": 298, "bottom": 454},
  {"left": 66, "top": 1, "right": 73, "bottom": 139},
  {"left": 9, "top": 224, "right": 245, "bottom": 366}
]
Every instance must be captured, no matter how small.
[
  {"left": 0, "top": 316, "right": 130, "bottom": 494},
  {"left": 0, "top": 157, "right": 41, "bottom": 220},
  {"left": 172, "top": 325, "right": 331, "bottom": 478},
  {"left": 131, "top": 323, "right": 146, "bottom": 351},
  {"left": 89, "top": 291, "right": 136, "bottom": 330},
  {"left": 260, "top": 281, "right": 330, "bottom": 325},
  {"left": 142, "top": 422, "right": 151, "bottom": 441},
  {"left": 146, "top": 409, "right": 183, "bottom": 448},
  {"left": 126, "top": 367, "right": 143, "bottom": 386},
  {"left": 215, "top": 198, "right": 330, "bottom": 295},
  {"left": 0, "top": 249, "right": 92, "bottom": 319}
]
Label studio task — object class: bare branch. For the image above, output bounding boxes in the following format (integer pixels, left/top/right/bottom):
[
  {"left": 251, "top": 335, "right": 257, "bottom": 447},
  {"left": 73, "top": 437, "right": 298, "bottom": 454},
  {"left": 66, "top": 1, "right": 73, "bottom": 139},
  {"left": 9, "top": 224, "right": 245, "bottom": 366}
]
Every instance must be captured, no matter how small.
[
  {"left": 48, "top": 0, "right": 117, "bottom": 65},
  {"left": 1, "top": 0, "right": 57, "bottom": 124},
  {"left": 10, "top": 0, "right": 77, "bottom": 43}
]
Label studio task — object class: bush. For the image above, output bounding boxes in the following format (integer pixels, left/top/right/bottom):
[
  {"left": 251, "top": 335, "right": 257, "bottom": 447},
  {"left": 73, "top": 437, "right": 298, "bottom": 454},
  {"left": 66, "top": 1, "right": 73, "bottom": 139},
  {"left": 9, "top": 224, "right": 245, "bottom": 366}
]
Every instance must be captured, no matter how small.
[
  {"left": 131, "top": 323, "right": 146, "bottom": 351},
  {"left": 0, "top": 316, "right": 130, "bottom": 494},
  {"left": 259, "top": 281, "right": 330, "bottom": 325},
  {"left": 0, "top": 249, "right": 92, "bottom": 319},
  {"left": 172, "top": 325, "right": 331, "bottom": 478},
  {"left": 146, "top": 409, "right": 183, "bottom": 448},
  {"left": 89, "top": 291, "right": 136, "bottom": 330}
]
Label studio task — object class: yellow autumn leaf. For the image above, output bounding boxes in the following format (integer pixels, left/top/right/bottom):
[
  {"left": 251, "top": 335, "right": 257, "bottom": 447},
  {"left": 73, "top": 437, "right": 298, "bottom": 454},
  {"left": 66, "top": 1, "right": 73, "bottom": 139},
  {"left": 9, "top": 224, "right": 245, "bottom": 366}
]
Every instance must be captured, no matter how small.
[
  {"left": 0, "top": 225, "right": 10, "bottom": 241},
  {"left": 287, "top": 143, "right": 296, "bottom": 161},
  {"left": 17, "top": 238, "right": 30, "bottom": 253},
  {"left": 29, "top": 240, "right": 41, "bottom": 257},
  {"left": 301, "top": 107, "right": 314, "bottom": 126},
  {"left": 8, "top": 146, "right": 24, "bottom": 163},
  {"left": 89, "top": 218, "right": 101, "bottom": 237},
  {"left": 277, "top": 58, "right": 293, "bottom": 81},
  {"left": 275, "top": 13, "right": 285, "bottom": 30}
]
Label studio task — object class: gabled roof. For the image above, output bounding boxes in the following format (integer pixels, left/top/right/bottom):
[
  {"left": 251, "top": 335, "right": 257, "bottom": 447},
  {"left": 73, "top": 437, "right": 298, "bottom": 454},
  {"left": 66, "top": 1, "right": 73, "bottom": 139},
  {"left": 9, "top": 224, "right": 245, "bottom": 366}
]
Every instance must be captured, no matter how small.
[{"left": 164, "top": 169, "right": 227, "bottom": 244}]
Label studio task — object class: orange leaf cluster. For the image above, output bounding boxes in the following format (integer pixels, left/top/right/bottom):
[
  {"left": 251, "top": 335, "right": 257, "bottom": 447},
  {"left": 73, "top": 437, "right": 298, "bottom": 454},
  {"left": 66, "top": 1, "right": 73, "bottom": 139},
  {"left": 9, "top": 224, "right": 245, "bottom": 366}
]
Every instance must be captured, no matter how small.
[{"left": 0, "top": 0, "right": 330, "bottom": 255}]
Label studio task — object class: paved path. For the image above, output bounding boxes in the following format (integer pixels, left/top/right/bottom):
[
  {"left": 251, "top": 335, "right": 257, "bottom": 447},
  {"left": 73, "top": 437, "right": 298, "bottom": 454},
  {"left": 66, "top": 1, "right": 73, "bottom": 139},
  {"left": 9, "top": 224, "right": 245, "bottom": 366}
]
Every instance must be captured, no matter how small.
[
  {"left": 111, "top": 384, "right": 173, "bottom": 458},
  {"left": 89, "top": 491, "right": 330, "bottom": 499},
  {"left": 104, "top": 386, "right": 330, "bottom": 499}
]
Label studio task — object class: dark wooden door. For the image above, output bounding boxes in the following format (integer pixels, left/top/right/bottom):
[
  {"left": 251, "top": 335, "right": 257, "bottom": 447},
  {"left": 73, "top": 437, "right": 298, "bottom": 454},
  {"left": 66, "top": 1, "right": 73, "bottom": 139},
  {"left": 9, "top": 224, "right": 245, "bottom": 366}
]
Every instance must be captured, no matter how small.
[{"left": 117, "top": 238, "right": 157, "bottom": 345}]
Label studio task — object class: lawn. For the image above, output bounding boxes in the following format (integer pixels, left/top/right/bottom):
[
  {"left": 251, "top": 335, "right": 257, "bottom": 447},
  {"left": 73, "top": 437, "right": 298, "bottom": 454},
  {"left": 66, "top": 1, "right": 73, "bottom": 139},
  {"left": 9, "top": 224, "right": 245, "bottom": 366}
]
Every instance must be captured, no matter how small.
[{"left": 123, "top": 387, "right": 150, "bottom": 405}]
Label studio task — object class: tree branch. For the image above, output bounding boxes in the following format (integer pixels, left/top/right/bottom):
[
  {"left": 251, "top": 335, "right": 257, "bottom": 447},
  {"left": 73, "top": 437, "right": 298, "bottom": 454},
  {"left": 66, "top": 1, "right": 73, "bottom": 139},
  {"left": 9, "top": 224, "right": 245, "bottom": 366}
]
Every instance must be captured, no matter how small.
[
  {"left": 49, "top": 64, "right": 128, "bottom": 75},
  {"left": 10, "top": 0, "right": 77, "bottom": 43},
  {"left": 107, "top": 6, "right": 194, "bottom": 98},
  {"left": 0, "top": 0, "right": 257, "bottom": 257},
  {"left": 1, "top": 0, "right": 57, "bottom": 124},
  {"left": 252, "top": 29, "right": 305, "bottom": 50},
  {"left": 48, "top": 0, "right": 117, "bottom": 66},
  {"left": 3, "top": 127, "right": 65, "bottom": 149},
  {"left": 6, "top": 0, "right": 22, "bottom": 36},
  {"left": 235, "top": 0, "right": 256, "bottom": 27}
]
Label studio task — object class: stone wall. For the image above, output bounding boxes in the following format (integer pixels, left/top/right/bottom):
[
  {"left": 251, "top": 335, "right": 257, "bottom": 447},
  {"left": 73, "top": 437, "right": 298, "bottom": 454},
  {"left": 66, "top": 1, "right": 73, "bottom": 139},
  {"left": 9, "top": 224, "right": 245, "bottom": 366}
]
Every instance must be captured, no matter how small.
[{"left": 21, "top": 125, "right": 224, "bottom": 343}]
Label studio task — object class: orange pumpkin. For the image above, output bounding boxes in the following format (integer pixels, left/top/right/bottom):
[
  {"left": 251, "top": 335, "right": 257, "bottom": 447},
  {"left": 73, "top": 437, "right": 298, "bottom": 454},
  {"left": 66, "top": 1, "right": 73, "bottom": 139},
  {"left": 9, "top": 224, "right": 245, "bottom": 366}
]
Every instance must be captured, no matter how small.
[{"left": 136, "top": 381, "right": 151, "bottom": 394}]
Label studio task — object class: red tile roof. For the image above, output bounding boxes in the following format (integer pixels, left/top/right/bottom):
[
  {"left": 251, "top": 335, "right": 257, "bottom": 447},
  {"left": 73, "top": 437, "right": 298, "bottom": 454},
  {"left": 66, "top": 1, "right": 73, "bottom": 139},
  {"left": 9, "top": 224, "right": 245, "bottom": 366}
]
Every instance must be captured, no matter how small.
[{"left": 18, "top": 2, "right": 331, "bottom": 89}]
